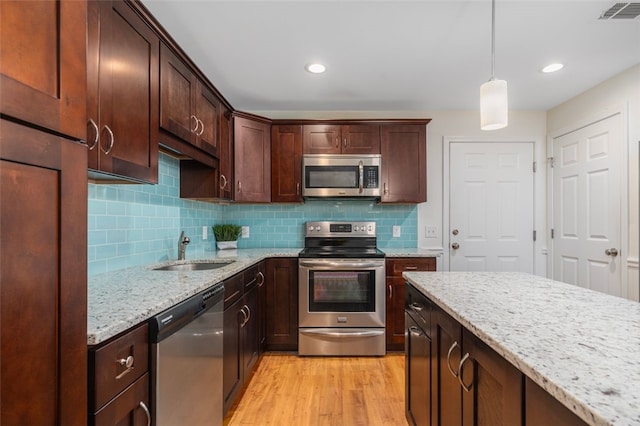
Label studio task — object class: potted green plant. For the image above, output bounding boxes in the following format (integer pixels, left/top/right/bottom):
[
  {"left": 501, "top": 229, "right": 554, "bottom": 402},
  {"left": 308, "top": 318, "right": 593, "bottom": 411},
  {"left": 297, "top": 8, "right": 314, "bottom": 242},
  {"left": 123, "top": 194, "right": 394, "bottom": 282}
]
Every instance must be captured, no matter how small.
[{"left": 212, "top": 224, "right": 242, "bottom": 250}]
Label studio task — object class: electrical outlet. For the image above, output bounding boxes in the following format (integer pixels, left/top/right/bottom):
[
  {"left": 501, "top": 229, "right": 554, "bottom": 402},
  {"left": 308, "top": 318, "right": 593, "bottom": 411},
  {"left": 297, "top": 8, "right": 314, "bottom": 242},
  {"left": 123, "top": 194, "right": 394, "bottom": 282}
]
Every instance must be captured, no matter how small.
[
  {"left": 202, "top": 226, "right": 208, "bottom": 240},
  {"left": 426, "top": 226, "right": 437, "bottom": 239},
  {"left": 392, "top": 225, "right": 401, "bottom": 238},
  {"left": 241, "top": 226, "right": 250, "bottom": 238}
]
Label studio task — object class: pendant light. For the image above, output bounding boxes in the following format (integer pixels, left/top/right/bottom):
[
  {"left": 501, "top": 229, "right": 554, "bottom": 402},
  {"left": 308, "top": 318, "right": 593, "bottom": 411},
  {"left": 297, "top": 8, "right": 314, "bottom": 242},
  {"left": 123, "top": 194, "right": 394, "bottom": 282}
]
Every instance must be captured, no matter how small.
[{"left": 480, "top": 0, "right": 508, "bottom": 130}]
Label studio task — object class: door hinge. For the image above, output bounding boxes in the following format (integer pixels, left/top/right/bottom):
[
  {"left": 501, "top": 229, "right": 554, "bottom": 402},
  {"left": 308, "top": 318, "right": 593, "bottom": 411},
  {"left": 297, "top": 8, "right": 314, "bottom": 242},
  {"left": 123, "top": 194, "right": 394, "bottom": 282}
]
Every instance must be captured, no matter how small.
[
  {"left": 533, "top": 230, "right": 537, "bottom": 241},
  {"left": 551, "top": 228, "right": 555, "bottom": 239},
  {"left": 547, "top": 156, "right": 555, "bottom": 168},
  {"left": 533, "top": 161, "right": 537, "bottom": 173}
]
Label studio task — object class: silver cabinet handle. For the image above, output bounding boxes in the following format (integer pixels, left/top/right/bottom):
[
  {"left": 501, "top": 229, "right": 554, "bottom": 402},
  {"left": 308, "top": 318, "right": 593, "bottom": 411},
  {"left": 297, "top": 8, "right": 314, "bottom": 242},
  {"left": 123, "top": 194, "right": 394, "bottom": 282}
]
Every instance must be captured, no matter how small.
[
  {"left": 239, "top": 306, "right": 249, "bottom": 327},
  {"left": 139, "top": 401, "right": 151, "bottom": 426},
  {"left": 343, "top": 137, "right": 347, "bottom": 148},
  {"left": 257, "top": 271, "right": 265, "bottom": 287},
  {"left": 404, "top": 266, "right": 418, "bottom": 270},
  {"left": 197, "top": 118, "right": 204, "bottom": 136},
  {"left": 190, "top": 115, "right": 198, "bottom": 133},
  {"left": 605, "top": 248, "right": 619, "bottom": 257},
  {"left": 458, "top": 352, "right": 472, "bottom": 392},
  {"left": 237, "top": 181, "right": 242, "bottom": 193},
  {"left": 115, "top": 355, "right": 134, "bottom": 380},
  {"left": 335, "top": 137, "right": 339, "bottom": 148},
  {"left": 410, "top": 302, "right": 423, "bottom": 312},
  {"left": 388, "top": 284, "right": 392, "bottom": 299},
  {"left": 88, "top": 118, "right": 99, "bottom": 150},
  {"left": 296, "top": 182, "right": 300, "bottom": 195},
  {"left": 408, "top": 326, "right": 422, "bottom": 337},
  {"left": 244, "top": 305, "right": 251, "bottom": 323},
  {"left": 102, "top": 125, "right": 114, "bottom": 155},
  {"left": 219, "top": 174, "right": 227, "bottom": 190},
  {"left": 451, "top": 242, "right": 460, "bottom": 250},
  {"left": 446, "top": 341, "right": 459, "bottom": 378},
  {"left": 383, "top": 183, "right": 388, "bottom": 195}
]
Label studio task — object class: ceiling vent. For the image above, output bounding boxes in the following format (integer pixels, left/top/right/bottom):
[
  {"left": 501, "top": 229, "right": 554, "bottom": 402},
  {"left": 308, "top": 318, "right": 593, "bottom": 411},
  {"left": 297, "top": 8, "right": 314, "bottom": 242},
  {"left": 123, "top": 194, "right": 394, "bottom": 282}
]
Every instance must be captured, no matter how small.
[{"left": 599, "top": 2, "right": 640, "bottom": 19}]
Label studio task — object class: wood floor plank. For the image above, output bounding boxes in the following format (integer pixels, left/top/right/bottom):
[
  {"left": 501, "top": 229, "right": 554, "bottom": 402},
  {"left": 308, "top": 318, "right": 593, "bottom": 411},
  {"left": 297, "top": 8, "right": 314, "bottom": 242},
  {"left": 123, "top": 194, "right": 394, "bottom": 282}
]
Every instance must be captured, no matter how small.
[{"left": 224, "top": 353, "right": 408, "bottom": 426}]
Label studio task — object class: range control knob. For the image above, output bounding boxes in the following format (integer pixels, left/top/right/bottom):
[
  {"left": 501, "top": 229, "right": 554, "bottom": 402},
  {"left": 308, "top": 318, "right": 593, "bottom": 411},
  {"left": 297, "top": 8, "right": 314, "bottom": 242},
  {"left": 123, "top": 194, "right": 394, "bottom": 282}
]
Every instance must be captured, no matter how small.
[
  {"left": 308, "top": 225, "right": 314, "bottom": 232},
  {"left": 315, "top": 226, "right": 321, "bottom": 231}
]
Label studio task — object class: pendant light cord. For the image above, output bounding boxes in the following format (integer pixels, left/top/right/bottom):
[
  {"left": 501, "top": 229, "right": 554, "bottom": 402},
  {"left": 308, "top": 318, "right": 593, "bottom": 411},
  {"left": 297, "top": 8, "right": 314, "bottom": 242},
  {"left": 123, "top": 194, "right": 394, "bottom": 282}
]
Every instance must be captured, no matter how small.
[{"left": 490, "top": 0, "right": 496, "bottom": 81}]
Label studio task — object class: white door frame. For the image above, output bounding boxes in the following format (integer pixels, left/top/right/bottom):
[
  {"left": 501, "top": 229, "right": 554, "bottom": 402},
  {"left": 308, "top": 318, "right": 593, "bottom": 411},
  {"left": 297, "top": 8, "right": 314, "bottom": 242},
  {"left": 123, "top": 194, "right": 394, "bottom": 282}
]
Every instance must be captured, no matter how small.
[
  {"left": 546, "top": 103, "right": 629, "bottom": 295},
  {"left": 443, "top": 137, "right": 539, "bottom": 272}
]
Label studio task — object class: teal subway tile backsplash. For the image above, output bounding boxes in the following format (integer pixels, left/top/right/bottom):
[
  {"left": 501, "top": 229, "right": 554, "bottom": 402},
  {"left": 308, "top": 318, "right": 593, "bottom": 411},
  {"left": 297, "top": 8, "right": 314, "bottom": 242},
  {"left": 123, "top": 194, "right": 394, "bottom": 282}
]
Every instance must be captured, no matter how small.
[{"left": 88, "top": 153, "right": 417, "bottom": 275}]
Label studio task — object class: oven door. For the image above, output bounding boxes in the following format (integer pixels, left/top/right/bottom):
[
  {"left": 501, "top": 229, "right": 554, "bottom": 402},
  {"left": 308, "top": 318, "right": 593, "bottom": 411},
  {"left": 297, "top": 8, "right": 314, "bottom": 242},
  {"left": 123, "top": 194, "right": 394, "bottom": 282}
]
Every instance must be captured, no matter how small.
[{"left": 298, "top": 258, "right": 385, "bottom": 328}]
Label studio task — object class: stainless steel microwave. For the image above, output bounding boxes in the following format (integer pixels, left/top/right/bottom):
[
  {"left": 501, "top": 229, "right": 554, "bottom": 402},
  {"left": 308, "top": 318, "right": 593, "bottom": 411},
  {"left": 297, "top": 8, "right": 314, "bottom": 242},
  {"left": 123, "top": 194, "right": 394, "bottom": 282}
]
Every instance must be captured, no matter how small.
[{"left": 302, "top": 154, "right": 381, "bottom": 198}]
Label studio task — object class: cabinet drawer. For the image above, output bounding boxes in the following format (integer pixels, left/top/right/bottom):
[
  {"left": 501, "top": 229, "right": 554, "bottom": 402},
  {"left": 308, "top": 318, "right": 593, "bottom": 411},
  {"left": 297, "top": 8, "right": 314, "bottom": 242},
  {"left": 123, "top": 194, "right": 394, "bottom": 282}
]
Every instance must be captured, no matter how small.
[
  {"left": 405, "top": 283, "right": 431, "bottom": 331},
  {"left": 386, "top": 257, "right": 436, "bottom": 276},
  {"left": 90, "top": 323, "right": 149, "bottom": 410},
  {"left": 92, "top": 373, "right": 150, "bottom": 426},
  {"left": 224, "top": 272, "right": 244, "bottom": 309},
  {"left": 243, "top": 263, "right": 260, "bottom": 291}
]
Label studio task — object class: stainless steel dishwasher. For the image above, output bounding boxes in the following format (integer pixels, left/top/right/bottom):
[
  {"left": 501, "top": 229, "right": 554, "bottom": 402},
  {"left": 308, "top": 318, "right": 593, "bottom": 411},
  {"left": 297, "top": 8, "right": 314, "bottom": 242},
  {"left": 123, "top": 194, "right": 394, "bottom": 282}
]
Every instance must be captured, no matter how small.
[{"left": 150, "top": 283, "right": 224, "bottom": 426}]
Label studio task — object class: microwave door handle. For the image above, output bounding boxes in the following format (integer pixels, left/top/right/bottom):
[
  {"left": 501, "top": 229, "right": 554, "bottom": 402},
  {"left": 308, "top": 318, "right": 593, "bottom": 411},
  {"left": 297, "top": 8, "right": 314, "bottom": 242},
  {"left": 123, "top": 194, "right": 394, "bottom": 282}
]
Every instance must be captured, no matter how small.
[{"left": 359, "top": 161, "right": 364, "bottom": 193}]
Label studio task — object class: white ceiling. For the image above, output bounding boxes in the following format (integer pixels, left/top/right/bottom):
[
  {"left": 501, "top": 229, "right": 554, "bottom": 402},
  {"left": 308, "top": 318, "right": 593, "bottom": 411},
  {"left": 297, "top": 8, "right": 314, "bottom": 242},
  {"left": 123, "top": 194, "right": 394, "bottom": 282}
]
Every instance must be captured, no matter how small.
[{"left": 142, "top": 0, "right": 640, "bottom": 114}]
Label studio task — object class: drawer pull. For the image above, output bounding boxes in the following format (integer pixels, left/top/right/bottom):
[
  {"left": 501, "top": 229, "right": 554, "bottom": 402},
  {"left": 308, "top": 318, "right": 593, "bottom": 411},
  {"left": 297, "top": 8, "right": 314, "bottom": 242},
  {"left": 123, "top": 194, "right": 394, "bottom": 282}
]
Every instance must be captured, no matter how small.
[
  {"left": 404, "top": 266, "right": 418, "bottom": 270},
  {"left": 139, "top": 401, "right": 151, "bottom": 426},
  {"left": 410, "top": 302, "right": 424, "bottom": 312},
  {"left": 115, "top": 355, "right": 134, "bottom": 380},
  {"left": 408, "top": 326, "right": 423, "bottom": 337},
  {"left": 458, "top": 352, "right": 472, "bottom": 392},
  {"left": 446, "top": 341, "right": 459, "bottom": 378},
  {"left": 257, "top": 271, "right": 265, "bottom": 287}
]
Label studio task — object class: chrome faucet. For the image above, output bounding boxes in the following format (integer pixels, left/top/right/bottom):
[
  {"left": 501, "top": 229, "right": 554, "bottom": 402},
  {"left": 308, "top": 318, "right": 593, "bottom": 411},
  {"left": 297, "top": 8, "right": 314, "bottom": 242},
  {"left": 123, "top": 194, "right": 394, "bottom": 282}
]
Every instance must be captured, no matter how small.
[{"left": 178, "top": 231, "right": 190, "bottom": 260}]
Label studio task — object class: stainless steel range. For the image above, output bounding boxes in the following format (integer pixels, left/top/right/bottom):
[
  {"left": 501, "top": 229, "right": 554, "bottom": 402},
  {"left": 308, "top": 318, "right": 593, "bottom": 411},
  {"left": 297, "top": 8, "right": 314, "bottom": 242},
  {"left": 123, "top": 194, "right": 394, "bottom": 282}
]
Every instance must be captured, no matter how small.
[{"left": 298, "top": 221, "right": 386, "bottom": 356}]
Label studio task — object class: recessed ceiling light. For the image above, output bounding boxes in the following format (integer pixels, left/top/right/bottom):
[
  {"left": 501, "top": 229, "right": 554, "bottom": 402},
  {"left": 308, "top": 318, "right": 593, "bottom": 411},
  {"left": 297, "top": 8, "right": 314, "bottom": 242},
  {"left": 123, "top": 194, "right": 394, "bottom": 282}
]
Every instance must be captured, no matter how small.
[
  {"left": 541, "top": 63, "right": 564, "bottom": 73},
  {"left": 305, "top": 63, "right": 326, "bottom": 74}
]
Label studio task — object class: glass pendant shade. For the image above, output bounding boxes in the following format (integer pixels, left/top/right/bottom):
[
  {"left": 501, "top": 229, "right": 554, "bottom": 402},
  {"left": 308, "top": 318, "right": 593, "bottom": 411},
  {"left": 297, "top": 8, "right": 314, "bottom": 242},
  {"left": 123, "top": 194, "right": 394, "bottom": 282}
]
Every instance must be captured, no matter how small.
[{"left": 480, "top": 78, "right": 508, "bottom": 130}]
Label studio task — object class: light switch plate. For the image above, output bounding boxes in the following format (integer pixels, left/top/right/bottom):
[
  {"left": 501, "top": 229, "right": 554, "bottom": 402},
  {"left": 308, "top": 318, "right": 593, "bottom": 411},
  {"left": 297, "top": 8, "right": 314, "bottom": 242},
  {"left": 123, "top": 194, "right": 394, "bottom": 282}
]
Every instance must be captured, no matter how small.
[
  {"left": 241, "top": 226, "right": 250, "bottom": 238},
  {"left": 393, "top": 225, "right": 401, "bottom": 238},
  {"left": 202, "top": 226, "right": 208, "bottom": 240},
  {"left": 426, "top": 226, "right": 437, "bottom": 238}
]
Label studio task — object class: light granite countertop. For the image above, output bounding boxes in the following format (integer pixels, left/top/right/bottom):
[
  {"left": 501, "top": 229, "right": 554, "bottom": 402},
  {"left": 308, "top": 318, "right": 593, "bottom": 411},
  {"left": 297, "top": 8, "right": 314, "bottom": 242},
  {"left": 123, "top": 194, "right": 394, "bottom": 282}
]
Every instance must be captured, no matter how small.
[
  {"left": 88, "top": 247, "right": 438, "bottom": 345},
  {"left": 403, "top": 271, "right": 640, "bottom": 426}
]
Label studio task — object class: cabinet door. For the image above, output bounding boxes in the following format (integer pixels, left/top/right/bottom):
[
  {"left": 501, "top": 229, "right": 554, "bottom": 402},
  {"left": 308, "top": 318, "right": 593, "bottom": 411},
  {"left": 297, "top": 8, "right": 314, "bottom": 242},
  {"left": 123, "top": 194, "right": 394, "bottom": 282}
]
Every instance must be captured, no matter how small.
[
  {"left": 90, "top": 0, "right": 159, "bottom": 183},
  {"left": 380, "top": 124, "right": 426, "bottom": 203},
  {"left": 406, "top": 313, "right": 431, "bottom": 426},
  {"left": 387, "top": 276, "right": 407, "bottom": 350},
  {"left": 93, "top": 374, "right": 150, "bottom": 426},
  {"left": 433, "top": 307, "right": 463, "bottom": 426},
  {"left": 302, "top": 124, "right": 341, "bottom": 154},
  {"left": 525, "top": 378, "right": 587, "bottom": 426},
  {"left": 223, "top": 298, "right": 243, "bottom": 414},
  {"left": 234, "top": 115, "right": 271, "bottom": 202},
  {"left": 0, "top": 0, "right": 86, "bottom": 140},
  {"left": 272, "top": 125, "right": 303, "bottom": 202},
  {"left": 265, "top": 258, "right": 299, "bottom": 350},
  {"left": 342, "top": 124, "right": 380, "bottom": 154},
  {"left": 219, "top": 104, "right": 234, "bottom": 200},
  {"left": 195, "top": 82, "right": 220, "bottom": 157},
  {"left": 256, "top": 262, "right": 267, "bottom": 350},
  {"left": 1, "top": 120, "right": 87, "bottom": 425},
  {"left": 460, "top": 330, "right": 523, "bottom": 426},
  {"left": 159, "top": 43, "right": 196, "bottom": 144},
  {"left": 242, "top": 287, "right": 260, "bottom": 376}
]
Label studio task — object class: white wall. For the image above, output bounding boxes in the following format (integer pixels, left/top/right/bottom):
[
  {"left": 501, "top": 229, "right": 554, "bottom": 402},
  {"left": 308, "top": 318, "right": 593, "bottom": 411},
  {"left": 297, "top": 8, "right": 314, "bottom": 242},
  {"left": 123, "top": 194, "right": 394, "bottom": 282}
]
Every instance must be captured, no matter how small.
[{"left": 547, "top": 64, "right": 640, "bottom": 301}]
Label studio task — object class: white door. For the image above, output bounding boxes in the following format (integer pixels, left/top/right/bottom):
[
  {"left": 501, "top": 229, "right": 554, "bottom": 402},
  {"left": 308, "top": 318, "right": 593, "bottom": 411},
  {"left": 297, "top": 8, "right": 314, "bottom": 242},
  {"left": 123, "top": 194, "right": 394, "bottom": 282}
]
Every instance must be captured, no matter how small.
[
  {"left": 449, "top": 142, "right": 534, "bottom": 272},
  {"left": 551, "top": 114, "right": 622, "bottom": 296}
]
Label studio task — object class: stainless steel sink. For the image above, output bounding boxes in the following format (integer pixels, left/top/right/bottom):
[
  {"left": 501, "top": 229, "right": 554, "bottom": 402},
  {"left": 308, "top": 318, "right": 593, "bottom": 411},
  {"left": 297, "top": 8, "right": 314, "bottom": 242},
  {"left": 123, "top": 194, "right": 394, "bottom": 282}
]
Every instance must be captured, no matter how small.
[{"left": 153, "top": 261, "right": 235, "bottom": 271}]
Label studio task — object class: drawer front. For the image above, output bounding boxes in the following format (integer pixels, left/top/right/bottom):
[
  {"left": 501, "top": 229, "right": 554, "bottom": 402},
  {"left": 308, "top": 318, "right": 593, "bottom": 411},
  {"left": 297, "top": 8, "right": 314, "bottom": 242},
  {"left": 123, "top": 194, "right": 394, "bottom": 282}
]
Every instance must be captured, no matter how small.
[
  {"left": 243, "top": 263, "right": 260, "bottom": 291},
  {"left": 92, "top": 373, "right": 150, "bottom": 426},
  {"left": 405, "top": 283, "right": 430, "bottom": 331},
  {"left": 224, "top": 272, "right": 244, "bottom": 309},
  {"left": 91, "top": 323, "right": 149, "bottom": 410},
  {"left": 387, "top": 257, "right": 436, "bottom": 276}
]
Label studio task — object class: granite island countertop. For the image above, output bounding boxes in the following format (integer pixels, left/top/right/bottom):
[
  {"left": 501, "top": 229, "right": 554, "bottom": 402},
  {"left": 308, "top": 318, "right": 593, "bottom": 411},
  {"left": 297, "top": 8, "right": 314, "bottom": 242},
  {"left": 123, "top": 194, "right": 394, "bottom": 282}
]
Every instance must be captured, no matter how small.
[{"left": 403, "top": 271, "right": 640, "bottom": 426}]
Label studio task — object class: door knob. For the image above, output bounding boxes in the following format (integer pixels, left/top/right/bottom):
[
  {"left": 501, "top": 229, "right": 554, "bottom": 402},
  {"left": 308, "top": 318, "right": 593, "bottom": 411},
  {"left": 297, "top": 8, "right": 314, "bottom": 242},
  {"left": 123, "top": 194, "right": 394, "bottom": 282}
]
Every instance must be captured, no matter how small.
[
  {"left": 451, "top": 242, "right": 460, "bottom": 250},
  {"left": 605, "top": 248, "right": 619, "bottom": 257},
  {"left": 452, "top": 229, "right": 459, "bottom": 236}
]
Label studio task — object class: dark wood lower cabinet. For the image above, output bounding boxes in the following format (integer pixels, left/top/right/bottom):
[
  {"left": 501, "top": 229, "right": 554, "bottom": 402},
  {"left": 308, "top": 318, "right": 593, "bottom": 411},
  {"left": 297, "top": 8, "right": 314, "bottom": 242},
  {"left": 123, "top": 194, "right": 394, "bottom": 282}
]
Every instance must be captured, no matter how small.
[
  {"left": 265, "top": 258, "right": 298, "bottom": 350},
  {"left": 405, "top": 312, "right": 431, "bottom": 426},
  {"left": 0, "top": 119, "right": 87, "bottom": 425},
  {"left": 525, "top": 378, "right": 588, "bottom": 426}
]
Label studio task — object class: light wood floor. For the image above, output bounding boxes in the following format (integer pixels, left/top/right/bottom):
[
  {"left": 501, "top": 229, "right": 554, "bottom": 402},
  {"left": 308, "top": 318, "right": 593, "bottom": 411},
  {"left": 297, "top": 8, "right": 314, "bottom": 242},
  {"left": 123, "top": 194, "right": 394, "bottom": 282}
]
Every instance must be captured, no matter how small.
[{"left": 224, "top": 353, "right": 408, "bottom": 426}]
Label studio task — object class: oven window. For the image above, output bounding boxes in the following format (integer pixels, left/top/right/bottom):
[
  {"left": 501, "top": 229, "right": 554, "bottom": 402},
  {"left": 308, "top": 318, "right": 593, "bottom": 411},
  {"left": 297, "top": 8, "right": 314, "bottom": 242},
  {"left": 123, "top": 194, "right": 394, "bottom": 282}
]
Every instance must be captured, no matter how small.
[
  {"left": 309, "top": 270, "right": 376, "bottom": 312},
  {"left": 306, "top": 166, "right": 358, "bottom": 188}
]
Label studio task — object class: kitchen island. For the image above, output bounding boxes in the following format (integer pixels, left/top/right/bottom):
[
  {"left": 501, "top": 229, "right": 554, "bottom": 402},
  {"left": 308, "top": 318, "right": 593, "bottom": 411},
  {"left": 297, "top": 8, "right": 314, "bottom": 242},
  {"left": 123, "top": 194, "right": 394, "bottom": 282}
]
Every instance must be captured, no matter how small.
[{"left": 403, "top": 271, "right": 640, "bottom": 426}]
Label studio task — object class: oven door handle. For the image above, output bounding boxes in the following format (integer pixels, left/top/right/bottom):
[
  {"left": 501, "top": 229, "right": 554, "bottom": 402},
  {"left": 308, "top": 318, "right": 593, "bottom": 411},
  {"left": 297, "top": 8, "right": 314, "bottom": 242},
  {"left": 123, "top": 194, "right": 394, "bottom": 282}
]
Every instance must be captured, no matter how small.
[
  {"left": 299, "top": 260, "right": 384, "bottom": 269},
  {"left": 299, "top": 329, "right": 385, "bottom": 338}
]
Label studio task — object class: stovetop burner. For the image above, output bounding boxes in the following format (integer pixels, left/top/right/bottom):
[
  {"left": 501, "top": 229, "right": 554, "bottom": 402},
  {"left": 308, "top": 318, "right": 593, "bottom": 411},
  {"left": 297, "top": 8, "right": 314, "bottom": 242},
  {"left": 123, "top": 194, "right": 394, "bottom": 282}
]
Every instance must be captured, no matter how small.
[{"left": 299, "top": 221, "right": 385, "bottom": 259}]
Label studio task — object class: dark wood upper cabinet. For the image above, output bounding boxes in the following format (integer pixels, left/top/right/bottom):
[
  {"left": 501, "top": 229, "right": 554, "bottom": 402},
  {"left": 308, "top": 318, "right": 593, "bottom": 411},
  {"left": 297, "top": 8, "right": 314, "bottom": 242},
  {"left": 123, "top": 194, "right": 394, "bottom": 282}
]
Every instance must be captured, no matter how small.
[
  {"left": 272, "top": 125, "right": 303, "bottom": 203},
  {"left": 380, "top": 124, "right": 427, "bottom": 203},
  {"left": 219, "top": 103, "right": 234, "bottom": 200},
  {"left": 303, "top": 124, "right": 380, "bottom": 154},
  {"left": 0, "top": 0, "right": 87, "bottom": 141},
  {"left": 87, "top": 0, "right": 159, "bottom": 183},
  {"left": 1, "top": 119, "right": 88, "bottom": 426},
  {"left": 159, "top": 43, "right": 220, "bottom": 158},
  {"left": 234, "top": 113, "right": 271, "bottom": 203}
]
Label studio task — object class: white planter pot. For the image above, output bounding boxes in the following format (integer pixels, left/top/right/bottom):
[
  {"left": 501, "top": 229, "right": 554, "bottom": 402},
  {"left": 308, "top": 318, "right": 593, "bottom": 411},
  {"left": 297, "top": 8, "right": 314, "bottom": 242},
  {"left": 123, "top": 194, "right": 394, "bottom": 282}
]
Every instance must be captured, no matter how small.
[{"left": 216, "top": 241, "right": 238, "bottom": 250}]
